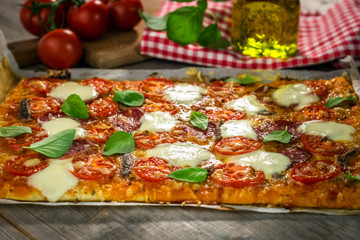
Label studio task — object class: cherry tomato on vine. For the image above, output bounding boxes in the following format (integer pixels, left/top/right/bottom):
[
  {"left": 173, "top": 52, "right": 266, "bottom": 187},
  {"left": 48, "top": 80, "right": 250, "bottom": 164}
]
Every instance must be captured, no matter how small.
[
  {"left": 107, "top": 0, "right": 143, "bottom": 31},
  {"left": 67, "top": 0, "right": 110, "bottom": 40},
  {"left": 37, "top": 29, "right": 83, "bottom": 69},
  {"left": 20, "top": 0, "right": 65, "bottom": 36}
]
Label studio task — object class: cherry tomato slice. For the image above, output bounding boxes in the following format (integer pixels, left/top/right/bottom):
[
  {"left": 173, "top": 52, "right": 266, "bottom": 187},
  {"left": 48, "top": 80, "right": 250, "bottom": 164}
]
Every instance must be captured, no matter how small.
[
  {"left": 204, "top": 107, "right": 246, "bottom": 122},
  {"left": 214, "top": 137, "right": 261, "bottom": 155},
  {"left": 81, "top": 78, "right": 113, "bottom": 96},
  {"left": 133, "top": 157, "right": 173, "bottom": 182},
  {"left": 290, "top": 160, "right": 341, "bottom": 184},
  {"left": 134, "top": 131, "right": 180, "bottom": 150},
  {"left": 114, "top": 80, "right": 141, "bottom": 92},
  {"left": 142, "top": 99, "right": 179, "bottom": 115},
  {"left": 85, "top": 122, "right": 115, "bottom": 144},
  {"left": 211, "top": 163, "right": 265, "bottom": 188},
  {"left": 294, "top": 105, "right": 334, "bottom": 122},
  {"left": 301, "top": 134, "right": 346, "bottom": 156},
  {"left": 208, "top": 81, "right": 246, "bottom": 103},
  {"left": 71, "top": 154, "right": 117, "bottom": 180},
  {"left": 29, "top": 97, "right": 62, "bottom": 118},
  {"left": 23, "top": 77, "right": 62, "bottom": 95},
  {"left": 88, "top": 98, "right": 119, "bottom": 118},
  {"left": 4, "top": 126, "right": 47, "bottom": 152},
  {"left": 305, "top": 80, "right": 328, "bottom": 98},
  {"left": 139, "top": 77, "right": 175, "bottom": 98},
  {"left": 6, "top": 153, "right": 49, "bottom": 176}
]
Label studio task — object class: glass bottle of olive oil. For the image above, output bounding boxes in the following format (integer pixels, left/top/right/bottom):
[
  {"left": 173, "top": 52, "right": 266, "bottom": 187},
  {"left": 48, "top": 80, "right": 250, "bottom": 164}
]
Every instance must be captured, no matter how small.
[{"left": 231, "top": 0, "right": 300, "bottom": 59}]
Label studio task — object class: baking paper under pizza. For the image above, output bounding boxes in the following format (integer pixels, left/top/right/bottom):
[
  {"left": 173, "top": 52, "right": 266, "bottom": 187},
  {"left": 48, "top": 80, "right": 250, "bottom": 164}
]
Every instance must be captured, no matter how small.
[{"left": 1, "top": 72, "right": 360, "bottom": 209}]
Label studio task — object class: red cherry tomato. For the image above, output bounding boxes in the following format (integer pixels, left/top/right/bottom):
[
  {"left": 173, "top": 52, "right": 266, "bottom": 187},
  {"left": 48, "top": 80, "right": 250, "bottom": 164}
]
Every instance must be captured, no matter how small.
[
  {"left": 134, "top": 157, "right": 173, "bottom": 182},
  {"left": 71, "top": 154, "right": 117, "bottom": 180},
  {"left": 107, "top": 0, "right": 143, "bottom": 31},
  {"left": 208, "top": 81, "right": 247, "bottom": 103},
  {"left": 214, "top": 137, "right": 261, "bottom": 155},
  {"left": 211, "top": 163, "right": 265, "bottom": 188},
  {"left": 301, "top": 134, "right": 346, "bottom": 156},
  {"left": 134, "top": 131, "right": 180, "bottom": 150},
  {"left": 85, "top": 122, "right": 115, "bottom": 144},
  {"left": 29, "top": 97, "right": 62, "bottom": 118},
  {"left": 204, "top": 107, "right": 246, "bottom": 122},
  {"left": 304, "top": 80, "right": 328, "bottom": 98},
  {"left": 20, "top": 0, "right": 65, "bottom": 36},
  {"left": 6, "top": 153, "right": 49, "bottom": 176},
  {"left": 142, "top": 99, "right": 179, "bottom": 115},
  {"left": 293, "top": 105, "right": 334, "bottom": 122},
  {"left": 37, "top": 29, "right": 83, "bottom": 69},
  {"left": 23, "top": 77, "right": 62, "bottom": 95},
  {"left": 290, "top": 160, "right": 341, "bottom": 184},
  {"left": 81, "top": 78, "right": 113, "bottom": 96},
  {"left": 67, "top": 0, "right": 109, "bottom": 40}
]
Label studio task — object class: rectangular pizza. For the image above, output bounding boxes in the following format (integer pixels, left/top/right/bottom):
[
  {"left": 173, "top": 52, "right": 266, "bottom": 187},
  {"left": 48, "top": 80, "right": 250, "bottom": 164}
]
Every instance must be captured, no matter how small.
[{"left": 0, "top": 68, "right": 360, "bottom": 210}]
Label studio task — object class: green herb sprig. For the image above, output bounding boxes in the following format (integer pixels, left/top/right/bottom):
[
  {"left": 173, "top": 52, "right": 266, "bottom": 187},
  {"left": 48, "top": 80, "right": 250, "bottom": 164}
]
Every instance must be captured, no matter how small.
[
  {"left": 326, "top": 95, "right": 357, "bottom": 108},
  {"left": 263, "top": 127, "right": 292, "bottom": 144},
  {"left": 190, "top": 111, "right": 208, "bottom": 130},
  {"left": 168, "top": 167, "right": 208, "bottom": 183},
  {"left": 0, "top": 126, "right": 32, "bottom": 137}
]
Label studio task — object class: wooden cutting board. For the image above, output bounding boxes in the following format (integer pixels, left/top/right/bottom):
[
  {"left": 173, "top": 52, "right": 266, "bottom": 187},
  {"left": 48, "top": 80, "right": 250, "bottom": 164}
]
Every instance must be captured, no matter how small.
[{"left": 8, "top": 0, "right": 161, "bottom": 69}]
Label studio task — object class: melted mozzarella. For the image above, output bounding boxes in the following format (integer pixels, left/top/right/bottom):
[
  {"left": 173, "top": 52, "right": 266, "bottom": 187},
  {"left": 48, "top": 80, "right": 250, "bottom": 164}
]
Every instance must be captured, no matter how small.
[
  {"left": 297, "top": 121, "right": 356, "bottom": 141},
  {"left": 28, "top": 159, "right": 78, "bottom": 202},
  {"left": 139, "top": 111, "right": 179, "bottom": 132},
  {"left": 226, "top": 95, "right": 268, "bottom": 116},
  {"left": 272, "top": 83, "right": 319, "bottom": 110},
  {"left": 220, "top": 120, "right": 258, "bottom": 140},
  {"left": 163, "top": 83, "right": 206, "bottom": 105},
  {"left": 50, "top": 82, "right": 97, "bottom": 101},
  {"left": 146, "top": 142, "right": 212, "bottom": 167},
  {"left": 42, "top": 117, "right": 86, "bottom": 139},
  {"left": 227, "top": 150, "right": 291, "bottom": 175}
]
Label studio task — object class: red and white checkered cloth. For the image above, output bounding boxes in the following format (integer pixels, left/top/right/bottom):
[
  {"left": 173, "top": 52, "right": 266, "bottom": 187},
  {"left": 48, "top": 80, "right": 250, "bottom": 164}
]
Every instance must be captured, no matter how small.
[{"left": 141, "top": 0, "right": 360, "bottom": 69}]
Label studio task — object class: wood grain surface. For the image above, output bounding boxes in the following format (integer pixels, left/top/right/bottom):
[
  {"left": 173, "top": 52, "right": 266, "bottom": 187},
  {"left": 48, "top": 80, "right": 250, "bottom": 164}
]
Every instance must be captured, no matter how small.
[{"left": 1, "top": 1, "right": 360, "bottom": 240}]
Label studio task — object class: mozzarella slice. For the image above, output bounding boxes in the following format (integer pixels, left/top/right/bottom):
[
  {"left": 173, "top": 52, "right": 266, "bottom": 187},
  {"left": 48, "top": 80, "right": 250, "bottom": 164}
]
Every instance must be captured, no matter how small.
[
  {"left": 146, "top": 142, "right": 212, "bottom": 167},
  {"left": 42, "top": 117, "right": 86, "bottom": 139},
  {"left": 226, "top": 95, "right": 268, "bottom": 116},
  {"left": 139, "top": 111, "right": 179, "bottom": 132},
  {"left": 28, "top": 159, "right": 78, "bottom": 202},
  {"left": 297, "top": 120, "right": 356, "bottom": 141},
  {"left": 272, "top": 83, "right": 319, "bottom": 110},
  {"left": 163, "top": 83, "right": 206, "bottom": 105},
  {"left": 227, "top": 150, "right": 291, "bottom": 175},
  {"left": 220, "top": 120, "right": 258, "bottom": 140},
  {"left": 50, "top": 82, "right": 97, "bottom": 101}
]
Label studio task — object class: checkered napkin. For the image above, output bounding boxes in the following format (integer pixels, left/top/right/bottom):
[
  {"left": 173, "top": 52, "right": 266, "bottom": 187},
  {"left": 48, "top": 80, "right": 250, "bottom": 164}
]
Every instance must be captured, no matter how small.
[{"left": 140, "top": 0, "right": 360, "bottom": 69}]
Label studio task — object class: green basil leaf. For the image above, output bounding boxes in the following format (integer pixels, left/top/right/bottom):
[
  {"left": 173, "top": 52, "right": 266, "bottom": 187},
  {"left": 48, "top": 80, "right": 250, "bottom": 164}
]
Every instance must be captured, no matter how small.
[
  {"left": 167, "top": 6, "right": 205, "bottom": 46},
  {"left": 0, "top": 126, "right": 32, "bottom": 137},
  {"left": 103, "top": 131, "right": 135, "bottom": 155},
  {"left": 346, "top": 170, "right": 360, "bottom": 181},
  {"left": 139, "top": 10, "right": 169, "bottom": 31},
  {"left": 198, "top": 23, "right": 230, "bottom": 49},
  {"left": 263, "top": 127, "right": 292, "bottom": 143},
  {"left": 113, "top": 90, "right": 144, "bottom": 107},
  {"left": 23, "top": 129, "right": 76, "bottom": 158},
  {"left": 190, "top": 111, "right": 208, "bottom": 130},
  {"left": 168, "top": 167, "right": 208, "bottom": 183},
  {"left": 61, "top": 94, "right": 89, "bottom": 119},
  {"left": 326, "top": 95, "right": 356, "bottom": 108},
  {"left": 197, "top": 0, "right": 207, "bottom": 9},
  {"left": 225, "top": 74, "right": 255, "bottom": 85}
]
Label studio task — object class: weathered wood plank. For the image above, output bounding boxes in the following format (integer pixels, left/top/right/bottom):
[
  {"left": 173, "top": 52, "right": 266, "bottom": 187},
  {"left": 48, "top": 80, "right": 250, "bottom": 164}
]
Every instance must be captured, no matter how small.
[
  {"left": 0, "top": 205, "right": 360, "bottom": 240},
  {"left": 0, "top": 213, "right": 31, "bottom": 240}
]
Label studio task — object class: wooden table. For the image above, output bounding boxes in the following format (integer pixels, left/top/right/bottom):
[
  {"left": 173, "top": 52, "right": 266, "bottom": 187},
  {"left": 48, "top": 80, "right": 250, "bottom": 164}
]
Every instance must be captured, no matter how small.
[{"left": 1, "top": 1, "right": 360, "bottom": 239}]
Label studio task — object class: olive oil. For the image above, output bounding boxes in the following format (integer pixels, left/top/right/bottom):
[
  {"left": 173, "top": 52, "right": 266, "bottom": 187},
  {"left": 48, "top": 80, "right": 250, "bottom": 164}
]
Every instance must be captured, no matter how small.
[{"left": 231, "top": 0, "right": 300, "bottom": 59}]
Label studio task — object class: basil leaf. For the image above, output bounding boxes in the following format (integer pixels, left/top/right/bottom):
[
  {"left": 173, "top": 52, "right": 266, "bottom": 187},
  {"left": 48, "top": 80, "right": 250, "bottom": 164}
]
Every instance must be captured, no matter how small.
[
  {"left": 139, "top": 10, "right": 169, "bottom": 31},
  {"left": 23, "top": 129, "right": 76, "bottom": 158},
  {"left": 197, "top": 0, "right": 207, "bottom": 9},
  {"left": 346, "top": 170, "right": 360, "bottom": 181},
  {"left": 326, "top": 96, "right": 356, "bottom": 108},
  {"left": 103, "top": 131, "right": 135, "bottom": 155},
  {"left": 61, "top": 94, "right": 89, "bottom": 119},
  {"left": 113, "top": 90, "right": 144, "bottom": 107},
  {"left": 198, "top": 23, "right": 230, "bottom": 49},
  {"left": 168, "top": 167, "right": 208, "bottom": 183},
  {"left": 263, "top": 127, "right": 292, "bottom": 143},
  {"left": 0, "top": 126, "right": 32, "bottom": 137},
  {"left": 190, "top": 111, "right": 208, "bottom": 130},
  {"left": 225, "top": 74, "right": 255, "bottom": 85},
  {"left": 167, "top": 6, "right": 205, "bottom": 46}
]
